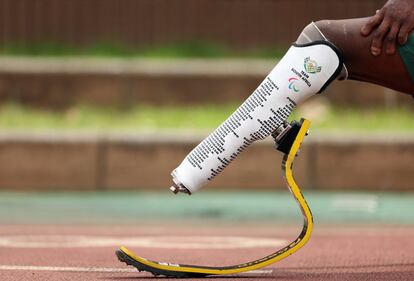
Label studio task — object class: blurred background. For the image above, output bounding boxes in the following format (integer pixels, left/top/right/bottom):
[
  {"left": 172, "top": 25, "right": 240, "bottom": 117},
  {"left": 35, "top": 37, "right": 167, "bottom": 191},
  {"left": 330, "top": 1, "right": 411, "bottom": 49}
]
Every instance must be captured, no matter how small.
[{"left": 0, "top": 0, "right": 413, "bottom": 225}]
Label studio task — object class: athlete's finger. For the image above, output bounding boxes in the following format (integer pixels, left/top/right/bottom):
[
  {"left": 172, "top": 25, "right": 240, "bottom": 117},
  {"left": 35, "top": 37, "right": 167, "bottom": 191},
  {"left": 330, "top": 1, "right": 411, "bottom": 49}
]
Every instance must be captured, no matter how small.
[
  {"left": 361, "top": 11, "right": 384, "bottom": 36},
  {"left": 398, "top": 22, "right": 413, "bottom": 45},
  {"left": 370, "top": 18, "right": 391, "bottom": 56},
  {"left": 385, "top": 22, "right": 400, "bottom": 55}
]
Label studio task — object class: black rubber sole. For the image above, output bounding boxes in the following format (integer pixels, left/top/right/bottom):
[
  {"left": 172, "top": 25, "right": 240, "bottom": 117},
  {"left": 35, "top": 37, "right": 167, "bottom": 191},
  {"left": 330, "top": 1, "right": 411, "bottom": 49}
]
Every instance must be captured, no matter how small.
[{"left": 115, "top": 248, "right": 209, "bottom": 278}]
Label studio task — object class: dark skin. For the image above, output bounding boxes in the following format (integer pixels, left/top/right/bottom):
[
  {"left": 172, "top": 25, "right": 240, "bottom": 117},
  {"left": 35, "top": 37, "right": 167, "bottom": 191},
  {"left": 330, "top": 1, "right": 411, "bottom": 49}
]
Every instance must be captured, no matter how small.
[
  {"left": 316, "top": 18, "right": 413, "bottom": 95},
  {"left": 361, "top": 0, "right": 414, "bottom": 56},
  {"left": 315, "top": 0, "right": 414, "bottom": 95}
]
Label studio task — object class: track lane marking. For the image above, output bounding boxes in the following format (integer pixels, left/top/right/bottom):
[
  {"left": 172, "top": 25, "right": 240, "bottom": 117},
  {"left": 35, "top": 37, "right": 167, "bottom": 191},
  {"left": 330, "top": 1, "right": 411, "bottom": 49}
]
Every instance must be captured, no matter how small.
[
  {"left": 0, "top": 235, "right": 286, "bottom": 249},
  {"left": 0, "top": 265, "right": 273, "bottom": 274},
  {"left": 331, "top": 195, "right": 378, "bottom": 213},
  {"left": 0, "top": 265, "right": 137, "bottom": 273}
]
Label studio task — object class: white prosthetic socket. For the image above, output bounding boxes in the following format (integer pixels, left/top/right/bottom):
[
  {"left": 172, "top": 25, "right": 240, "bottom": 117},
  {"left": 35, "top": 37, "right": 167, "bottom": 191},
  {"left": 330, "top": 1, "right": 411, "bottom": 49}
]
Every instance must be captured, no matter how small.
[{"left": 170, "top": 22, "right": 345, "bottom": 194}]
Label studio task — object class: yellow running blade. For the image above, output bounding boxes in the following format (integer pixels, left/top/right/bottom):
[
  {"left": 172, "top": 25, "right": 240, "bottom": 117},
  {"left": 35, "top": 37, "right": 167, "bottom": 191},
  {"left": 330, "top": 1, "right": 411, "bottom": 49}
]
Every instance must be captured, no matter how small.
[{"left": 116, "top": 118, "right": 313, "bottom": 277}]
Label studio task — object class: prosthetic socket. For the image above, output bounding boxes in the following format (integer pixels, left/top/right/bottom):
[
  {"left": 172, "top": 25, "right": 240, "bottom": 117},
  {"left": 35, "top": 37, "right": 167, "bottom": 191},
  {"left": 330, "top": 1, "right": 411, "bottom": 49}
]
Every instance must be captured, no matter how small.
[{"left": 170, "top": 25, "right": 345, "bottom": 194}]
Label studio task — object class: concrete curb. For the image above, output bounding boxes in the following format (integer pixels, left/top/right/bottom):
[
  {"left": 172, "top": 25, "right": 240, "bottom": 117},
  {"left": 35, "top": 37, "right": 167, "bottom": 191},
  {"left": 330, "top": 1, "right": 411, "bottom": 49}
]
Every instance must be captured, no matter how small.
[
  {"left": 0, "top": 57, "right": 274, "bottom": 76},
  {"left": 0, "top": 57, "right": 411, "bottom": 108},
  {"left": 0, "top": 131, "right": 413, "bottom": 191}
]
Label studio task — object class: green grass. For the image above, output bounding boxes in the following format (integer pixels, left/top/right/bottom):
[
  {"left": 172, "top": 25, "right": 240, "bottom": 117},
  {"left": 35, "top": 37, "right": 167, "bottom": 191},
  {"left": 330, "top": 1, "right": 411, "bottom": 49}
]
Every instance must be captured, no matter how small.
[
  {"left": 0, "top": 42, "right": 286, "bottom": 59},
  {"left": 0, "top": 103, "right": 413, "bottom": 133},
  {"left": 309, "top": 107, "right": 414, "bottom": 133},
  {"left": 0, "top": 103, "right": 236, "bottom": 131}
]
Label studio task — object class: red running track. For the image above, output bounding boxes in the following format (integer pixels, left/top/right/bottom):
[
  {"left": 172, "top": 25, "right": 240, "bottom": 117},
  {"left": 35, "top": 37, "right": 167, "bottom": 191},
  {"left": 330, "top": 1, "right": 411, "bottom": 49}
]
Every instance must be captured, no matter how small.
[{"left": 0, "top": 224, "right": 413, "bottom": 281}]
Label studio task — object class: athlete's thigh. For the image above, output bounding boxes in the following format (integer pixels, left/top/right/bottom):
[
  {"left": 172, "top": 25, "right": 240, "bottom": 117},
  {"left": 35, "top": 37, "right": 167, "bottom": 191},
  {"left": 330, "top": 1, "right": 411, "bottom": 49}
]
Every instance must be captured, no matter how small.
[{"left": 316, "top": 18, "right": 414, "bottom": 95}]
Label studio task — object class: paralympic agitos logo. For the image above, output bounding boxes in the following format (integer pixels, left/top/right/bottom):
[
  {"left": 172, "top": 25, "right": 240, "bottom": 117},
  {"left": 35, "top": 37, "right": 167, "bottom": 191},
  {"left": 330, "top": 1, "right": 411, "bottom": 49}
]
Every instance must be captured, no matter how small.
[{"left": 288, "top": 77, "right": 300, "bottom": 92}]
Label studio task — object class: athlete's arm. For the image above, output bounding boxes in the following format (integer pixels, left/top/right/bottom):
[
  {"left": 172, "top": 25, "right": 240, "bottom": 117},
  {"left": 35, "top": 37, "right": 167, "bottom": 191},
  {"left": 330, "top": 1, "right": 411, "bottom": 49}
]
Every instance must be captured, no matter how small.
[{"left": 361, "top": 0, "right": 414, "bottom": 56}]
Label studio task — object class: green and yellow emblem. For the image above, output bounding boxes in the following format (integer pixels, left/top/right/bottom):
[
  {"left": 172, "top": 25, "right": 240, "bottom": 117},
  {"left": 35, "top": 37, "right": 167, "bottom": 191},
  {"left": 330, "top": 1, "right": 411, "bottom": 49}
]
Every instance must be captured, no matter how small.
[{"left": 304, "top": 57, "right": 322, "bottom": 74}]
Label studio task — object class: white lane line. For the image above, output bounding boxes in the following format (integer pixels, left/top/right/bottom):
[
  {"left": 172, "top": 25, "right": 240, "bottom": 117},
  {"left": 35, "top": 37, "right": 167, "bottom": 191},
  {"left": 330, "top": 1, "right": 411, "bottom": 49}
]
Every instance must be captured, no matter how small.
[
  {"left": 0, "top": 265, "right": 137, "bottom": 273},
  {"left": 239, "top": 269, "right": 273, "bottom": 274},
  {"left": 0, "top": 265, "right": 273, "bottom": 275},
  {"left": 0, "top": 235, "right": 286, "bottom": 249},
  {"left": 331, "top": 195, "right": 378, "bottom": 213}
]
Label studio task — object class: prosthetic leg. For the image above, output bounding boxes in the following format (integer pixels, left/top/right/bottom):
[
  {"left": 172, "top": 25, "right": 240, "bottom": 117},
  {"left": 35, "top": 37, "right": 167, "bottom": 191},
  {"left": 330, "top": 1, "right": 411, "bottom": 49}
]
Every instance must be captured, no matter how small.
[
  {"left": 116, "top": 118, "right": 313, "bottom": 277},
  {"left": 169, "top": 23, "right": 345, "bottom": 195},
  {"left": 116, "top": 22, "right": 345, "bottom": 277}
]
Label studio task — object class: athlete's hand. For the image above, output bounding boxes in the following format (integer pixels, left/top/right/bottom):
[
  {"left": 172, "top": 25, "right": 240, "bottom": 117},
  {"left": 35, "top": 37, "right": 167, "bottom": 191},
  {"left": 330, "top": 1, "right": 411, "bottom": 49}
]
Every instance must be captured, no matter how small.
[{"left": 361, "top": 0, "right": 414, "bottom": 56}]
